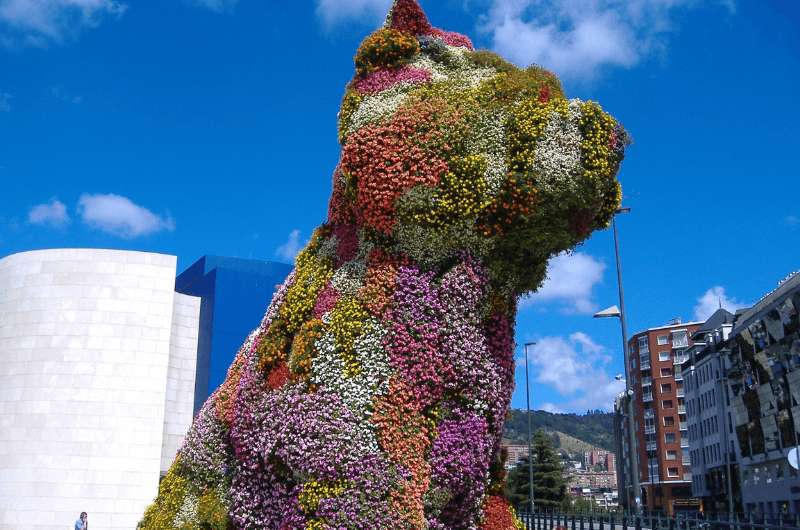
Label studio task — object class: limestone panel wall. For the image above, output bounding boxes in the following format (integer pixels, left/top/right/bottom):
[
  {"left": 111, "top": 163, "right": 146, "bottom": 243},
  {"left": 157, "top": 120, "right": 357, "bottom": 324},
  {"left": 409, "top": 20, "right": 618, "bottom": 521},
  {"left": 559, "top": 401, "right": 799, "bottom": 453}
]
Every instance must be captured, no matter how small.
[
  {"left": 161, "top": 293, "right": 201, "bottom": 473},
  {"left": 0, "top": 249, "right": 197, "bottom": 530}
]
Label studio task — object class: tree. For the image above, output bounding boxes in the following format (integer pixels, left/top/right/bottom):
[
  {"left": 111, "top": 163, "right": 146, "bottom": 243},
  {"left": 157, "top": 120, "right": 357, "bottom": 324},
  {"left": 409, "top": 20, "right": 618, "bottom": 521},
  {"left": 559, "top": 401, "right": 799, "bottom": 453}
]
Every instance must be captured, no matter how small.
[{"left": 505, "top": 430, "right": 567, "bottom": 512}]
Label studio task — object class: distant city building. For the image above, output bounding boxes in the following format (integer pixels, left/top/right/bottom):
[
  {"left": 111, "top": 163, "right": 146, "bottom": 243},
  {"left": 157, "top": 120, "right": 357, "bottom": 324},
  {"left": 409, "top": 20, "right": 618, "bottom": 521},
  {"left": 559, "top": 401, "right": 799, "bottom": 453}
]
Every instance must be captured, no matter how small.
[
  {"left": 681, "top": 308, "right": 741, "bottom": 514},
  {"left": 502, "top": 443, "right": 530, "bottom": 469},
  {"left": 623, "top": 319, "right": 704, "bottom": 515},
  {"left": 175, "top": 256, "right": 292, "bottom": 412},
  {"left": 0, "top": 249, "right": 200, "bottom": 530},
  {"left": 722, "top": 273, "right": 800, "bottom": 516},
  {"left": 567, "top": 469, "right": 618, "bottom": 491},
  {"left": 585, "top": 450, "right": 616, "bottom": 472}
]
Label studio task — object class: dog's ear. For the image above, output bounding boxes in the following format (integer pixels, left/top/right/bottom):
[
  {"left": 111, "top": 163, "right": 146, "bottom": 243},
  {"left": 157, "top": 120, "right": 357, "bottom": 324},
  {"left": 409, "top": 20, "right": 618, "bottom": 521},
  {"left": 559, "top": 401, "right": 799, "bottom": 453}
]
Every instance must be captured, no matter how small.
[{"left": 384, "top": 0, "right": 431, "bottom": 35}]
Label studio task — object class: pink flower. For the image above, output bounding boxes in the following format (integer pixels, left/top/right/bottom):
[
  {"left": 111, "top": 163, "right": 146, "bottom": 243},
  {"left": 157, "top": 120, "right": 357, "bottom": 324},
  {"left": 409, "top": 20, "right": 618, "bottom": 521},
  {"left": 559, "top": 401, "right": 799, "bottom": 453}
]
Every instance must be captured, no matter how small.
[
  {"left": 430, "top": 28, "right": 474, "bottom": 50},
  {"left": 353, "top": 65, "right": 432, "bottom": 95}
]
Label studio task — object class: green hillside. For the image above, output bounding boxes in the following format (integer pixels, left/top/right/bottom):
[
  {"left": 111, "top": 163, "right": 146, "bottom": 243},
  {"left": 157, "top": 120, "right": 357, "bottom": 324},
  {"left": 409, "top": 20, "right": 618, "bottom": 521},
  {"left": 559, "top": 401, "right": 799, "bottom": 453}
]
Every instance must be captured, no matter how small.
[{"left": 503, "top": 409, "right": 615, "bottom": 452}]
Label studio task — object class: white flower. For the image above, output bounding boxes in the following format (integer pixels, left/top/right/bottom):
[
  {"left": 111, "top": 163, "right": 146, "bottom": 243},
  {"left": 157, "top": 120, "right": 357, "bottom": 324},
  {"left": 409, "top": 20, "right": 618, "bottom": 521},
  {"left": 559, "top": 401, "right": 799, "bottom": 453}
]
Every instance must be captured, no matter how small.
[
  {"left": 332, "top": 261, "right": 366, "bottom": 297},
  {"left": 347, "top": 85, "right": 409, "bottom": 135},
  {"left": 174, "top": 492, "right": 199, "bottom": 528},
  {"left": 466, "top": 110, "right": 509, "bottom": 195},
  {"left": 532, "top": 99, "right": 583, "bottom": 195},
  {"left": 310, "top": 320, "right": 393, "bottom": 454}
]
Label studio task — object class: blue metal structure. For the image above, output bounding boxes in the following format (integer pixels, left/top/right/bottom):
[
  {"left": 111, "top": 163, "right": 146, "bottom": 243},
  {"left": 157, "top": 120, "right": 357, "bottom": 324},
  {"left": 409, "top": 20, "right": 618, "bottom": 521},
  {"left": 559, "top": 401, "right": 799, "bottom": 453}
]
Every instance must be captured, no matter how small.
[{"left": 176, "top": 256, "right": 293, "bottom": 413}]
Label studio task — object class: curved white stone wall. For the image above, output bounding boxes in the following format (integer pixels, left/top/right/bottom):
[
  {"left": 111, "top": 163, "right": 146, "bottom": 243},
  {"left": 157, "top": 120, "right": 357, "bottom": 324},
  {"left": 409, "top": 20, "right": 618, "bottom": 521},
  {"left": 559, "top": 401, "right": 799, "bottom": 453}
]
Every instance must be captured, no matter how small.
[{"left": 0, "top": 249, "right": 200, "bottom": 530}]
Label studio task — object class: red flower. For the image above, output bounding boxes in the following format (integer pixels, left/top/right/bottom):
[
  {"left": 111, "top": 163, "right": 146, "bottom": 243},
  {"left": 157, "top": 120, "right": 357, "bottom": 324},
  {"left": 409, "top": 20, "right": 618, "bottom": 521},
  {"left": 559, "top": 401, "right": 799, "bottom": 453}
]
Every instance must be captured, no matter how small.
[
  {"left": 266, "top": 362, "right": 291, "bottom": 390},
  {"left": 389, "top": 0, "right": 432, "bottom": 36}
]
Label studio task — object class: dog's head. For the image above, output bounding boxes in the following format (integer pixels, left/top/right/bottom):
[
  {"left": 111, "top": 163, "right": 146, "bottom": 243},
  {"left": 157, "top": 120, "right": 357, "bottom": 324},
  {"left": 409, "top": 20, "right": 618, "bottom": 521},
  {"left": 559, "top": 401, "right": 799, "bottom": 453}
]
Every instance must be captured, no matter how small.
[{"left": 329, "top": 0, "right": 628, "bottom": 296}]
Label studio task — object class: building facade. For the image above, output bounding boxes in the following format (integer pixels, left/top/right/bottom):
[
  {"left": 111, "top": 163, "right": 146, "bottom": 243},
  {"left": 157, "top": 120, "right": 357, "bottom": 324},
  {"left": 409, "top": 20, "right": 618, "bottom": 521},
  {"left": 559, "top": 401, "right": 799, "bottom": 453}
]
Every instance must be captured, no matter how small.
[
  {"left": 613, "top": 391, "right": 632, "bottom": 510},
  {"left": 682, "top": 309, "right": 742, "bottom": 514},
  {"left": 0, "top": 249, "right": 200, "bottom": 530},
  {"left": 585, "top": 450, "right": 616, "bottom": 472},
  {"left": 629, "top": 320, "right": 702, "bottom": 515},
  {"left": 175, "top": 256, "right": 292, "bottom": 412},
  {"left": 724, "top": 273, "right": 800, "bottom": 516}
]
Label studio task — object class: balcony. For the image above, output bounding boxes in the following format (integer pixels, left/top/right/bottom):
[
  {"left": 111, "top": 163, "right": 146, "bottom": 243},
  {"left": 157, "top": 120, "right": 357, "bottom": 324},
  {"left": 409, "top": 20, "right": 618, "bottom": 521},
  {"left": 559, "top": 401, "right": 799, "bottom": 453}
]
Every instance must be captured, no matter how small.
[
  {"left": 678, "top": 405, "right": 686, "bottom": 414},
  {"left": 677, "top": 389, "right": 685, "bottom": 398},
  {"left": 646, "top": 442, "right": 657, "bottom": 452},
  {"left": 673, "top": 353, "right": 689, "bottom": 365},
  {"left": 640, "top": 359, "right": 651, "bottom": 371},
  {"left": 680, "top": 439, "right": 689, "bottom": 448},
  {"left": 642, "top": 376, "right": 652, "bottom": 387},
  {"left": 644, "top": 409, "right": 654, "bottom": 419},
  {"left": 683, "top": 457, "right": 691, "bottom": 465},
  {"left": 672, "top": 333, "right": 689, "bottom": 349},
  {"left": 679, "top": 422, "right": 688, "bottom": 431},
  {"left": 643, "top": 393, "right": 654, "bottom": 403},
  {"left": 674, "top": 372, "right": 684, "bottom": 381},
  {"left": 645, "top": 426, "right": 656, "bottom": 435}
]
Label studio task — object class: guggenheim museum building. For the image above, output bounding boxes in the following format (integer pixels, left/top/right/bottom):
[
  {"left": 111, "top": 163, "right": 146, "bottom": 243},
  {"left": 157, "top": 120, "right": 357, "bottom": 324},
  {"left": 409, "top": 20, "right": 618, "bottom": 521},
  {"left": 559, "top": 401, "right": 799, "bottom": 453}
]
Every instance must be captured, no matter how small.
[{"left": 0, "top": 248, "right": 290, "bottom": 530}]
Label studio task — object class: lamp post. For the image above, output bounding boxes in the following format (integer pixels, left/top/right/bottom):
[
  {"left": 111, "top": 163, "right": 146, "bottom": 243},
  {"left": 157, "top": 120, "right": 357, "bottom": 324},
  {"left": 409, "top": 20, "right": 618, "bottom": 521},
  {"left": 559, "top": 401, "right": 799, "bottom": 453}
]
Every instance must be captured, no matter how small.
[
  {"left": 524, "top": 342, "right": 537, "bottom": 518},
  {"left": 594, "top": 207, "right": 641, "bottom": 515}
]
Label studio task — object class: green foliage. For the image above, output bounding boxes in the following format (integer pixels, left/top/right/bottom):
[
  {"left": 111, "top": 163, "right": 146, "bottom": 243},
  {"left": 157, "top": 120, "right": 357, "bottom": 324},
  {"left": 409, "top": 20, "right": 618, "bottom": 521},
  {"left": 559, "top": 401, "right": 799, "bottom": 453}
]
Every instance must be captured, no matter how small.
[
  {"left": 196, "top": 488, "right": 233, "bottom": 529},
  {"left": 475, "top": 67, "right": 564, "bottom": 108},
  {"left": 466, "top": 50, "right": 518, "bottom": 73},
  {"left": 505, "top": 430, "right": 567, "bottom": 511},
  {"left": 503, "top": 409, "right": 615, "bottom": 452},
  {"left": 338, "top": 89, "right": 362, "bottom": 144},
  {"left": 138, "top": 465, "right": 189, "bottom": 530}
]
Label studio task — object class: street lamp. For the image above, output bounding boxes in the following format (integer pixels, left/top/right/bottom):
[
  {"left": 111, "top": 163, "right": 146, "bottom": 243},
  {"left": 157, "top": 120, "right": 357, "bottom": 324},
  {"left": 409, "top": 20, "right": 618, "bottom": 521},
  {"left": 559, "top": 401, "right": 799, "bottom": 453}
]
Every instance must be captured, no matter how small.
[
  {"left": 524, "top": 342, "right": 537, "bottom": 518},
  {"left": 594, "top": 206, "right": 641, "bottom": 515}
]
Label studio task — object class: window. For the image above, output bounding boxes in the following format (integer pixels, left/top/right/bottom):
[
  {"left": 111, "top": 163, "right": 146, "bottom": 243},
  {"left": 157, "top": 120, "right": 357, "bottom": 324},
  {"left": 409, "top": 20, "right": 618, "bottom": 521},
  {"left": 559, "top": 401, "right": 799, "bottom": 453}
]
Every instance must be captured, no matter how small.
[
  {"left": 659, "top": 351, "right": 671, "bottom": 362},
  {"left": 657, "top": 335, "right": 669, "bottom": 345},
  {"left": 672, "top": 330, "right": 689, "bottom": 348},
  {"left": 664, "top": 416, "right": 675, "bottom": 427},
  {"left": 666, "top": 450, "right": 677, "bottom": 460},
  {"left": 665, "top": 432, "right": 676, "bottom": 443},
  {"left": 667, "top": 467, "right": 680, "bottom": 477},
  {"left": 662, "top": 400, "right": 674, "bottom": 409},
  {"left": 638, "top": 336, "right": 650, "bottom": 353},
  {"left": 662, "top": 383, "right": 672, "bottom": 393},
  {"left": 661, "top": 367, "right": 673, "bottom": 377}
]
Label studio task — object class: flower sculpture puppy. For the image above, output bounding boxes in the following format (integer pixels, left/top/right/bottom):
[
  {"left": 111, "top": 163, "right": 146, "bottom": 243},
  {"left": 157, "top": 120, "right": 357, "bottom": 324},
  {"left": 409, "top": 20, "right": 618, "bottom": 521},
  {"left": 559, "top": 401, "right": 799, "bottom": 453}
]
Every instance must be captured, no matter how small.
[{"left": 140, "top": 1, "right": 628, "bottom": 528}]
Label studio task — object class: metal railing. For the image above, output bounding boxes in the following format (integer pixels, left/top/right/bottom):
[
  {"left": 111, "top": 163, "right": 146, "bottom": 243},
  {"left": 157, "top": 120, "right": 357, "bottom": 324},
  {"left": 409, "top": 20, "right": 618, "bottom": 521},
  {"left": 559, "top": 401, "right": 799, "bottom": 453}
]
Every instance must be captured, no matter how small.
[
  {"left": 517, "top": 509, "right": 800, "bottom": 530},
  {"left": 645, "top": 426, "right": 656, "bottom": 434},
  {"left": 644, "top": 393, "right": 654, "bottom": 403}
]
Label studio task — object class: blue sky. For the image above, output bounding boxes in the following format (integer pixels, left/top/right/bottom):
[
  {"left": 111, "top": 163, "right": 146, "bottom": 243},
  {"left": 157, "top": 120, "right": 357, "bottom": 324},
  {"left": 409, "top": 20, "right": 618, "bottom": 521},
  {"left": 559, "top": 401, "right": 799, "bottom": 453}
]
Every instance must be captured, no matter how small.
[{"left": 1, "top": 0, "right": 798, "bottom": 413}]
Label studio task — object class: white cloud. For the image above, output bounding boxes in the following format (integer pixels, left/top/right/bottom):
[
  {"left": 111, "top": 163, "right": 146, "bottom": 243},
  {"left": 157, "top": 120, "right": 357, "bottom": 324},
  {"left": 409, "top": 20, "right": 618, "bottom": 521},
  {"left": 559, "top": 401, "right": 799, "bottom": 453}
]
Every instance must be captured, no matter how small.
[
  {"left": 187, "top": 0, "right": 237, "bottom": 13},
  {"left": 0, "top": 92, "right": 11, "bottom": 111},
  {"left": 275, "top": 229, "right": 304, "bottom": 262},
  {"left": 483, "top": 0, "right": 734, "bottom": 79},
  {"left": 28, "top": 198, "right": 69, "bottom": 227},
  {"left": 315, "top": 0, "right": 392, "bottom": 28},
  {"left": 77, "top": 193, "right": 174, "bottom": 238},
  {"left": 522, "top": 251, "right": 605, "bottom": 314},
  {"left": 0, "top": 0, "right": 126, "bottom": 46},
  {"left": 693, "top": 286, "right": 747, "bottom": 322},
  {"left": 519, "top": 332, "right": 625, "bottom": 412}
]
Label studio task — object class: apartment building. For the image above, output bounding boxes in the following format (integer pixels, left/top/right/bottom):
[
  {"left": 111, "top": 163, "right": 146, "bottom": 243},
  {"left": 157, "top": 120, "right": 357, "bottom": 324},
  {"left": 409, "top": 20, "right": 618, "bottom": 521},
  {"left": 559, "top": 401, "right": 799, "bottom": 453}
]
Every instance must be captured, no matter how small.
[
  {"left": 724, "top": 272, "right": 800, "bottom": 516},
  {"left": 629, "top": 320, "right": 702, "bottom": 515},
  {"left": 682, "top": 308, "right": 742, "bottom": 514}
]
